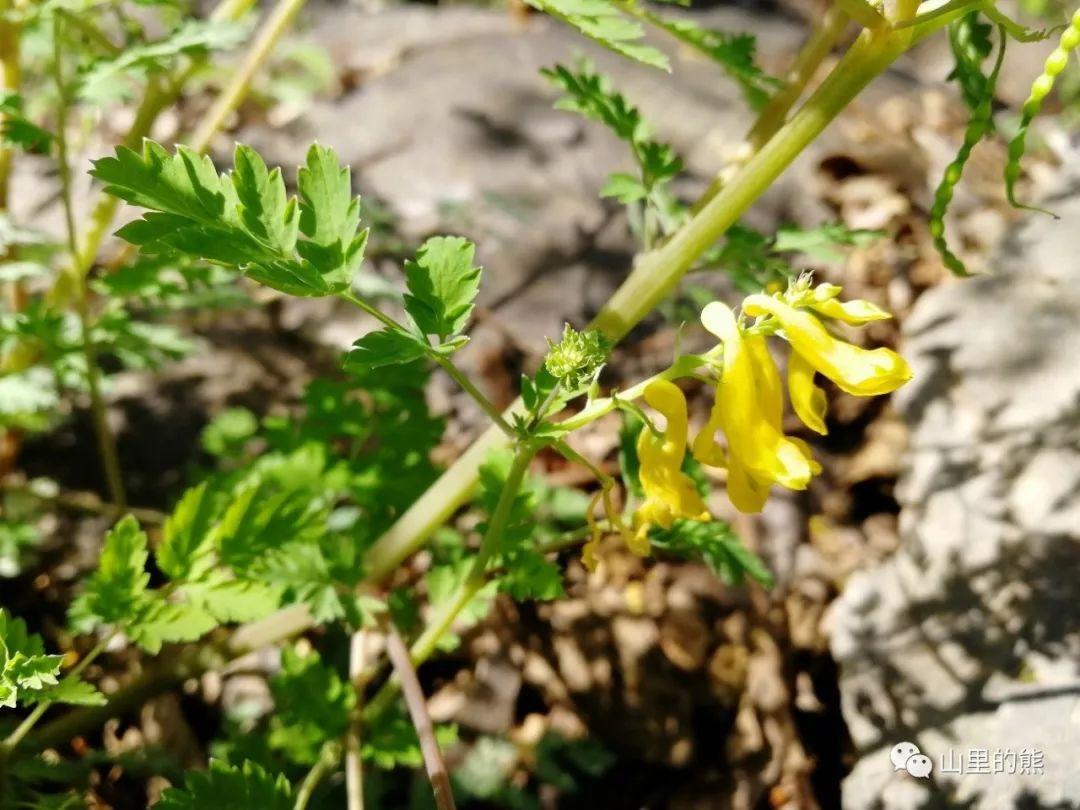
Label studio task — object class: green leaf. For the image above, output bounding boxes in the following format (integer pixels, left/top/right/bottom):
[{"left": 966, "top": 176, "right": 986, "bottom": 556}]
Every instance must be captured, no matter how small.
[
  {"left": 6, "top": 652, "right": 63, "bottom": 690},
  {"left": 651, "top": 520, "right": 774, "bottom": 587},
  {"left": 1, "top": 609, "right": 99, "bottom": 708},
  {"left": 68, "top": 515, "right": 151, "bottom": 630},
  {"left": 200, "top": 408, "right": 259, "bottom": 458},
  {"left": 213, "top": 485, "right": 321, "bottom": 574},
  {"left": 128, "top": 597, "right": 217, "bottom": 654},
  {"left": 157, "top": 482, "right": 219, "bottom": 581},
  {"left": 182, "top": 573, "right": 282, "bottom": 624},
  {"left": 600, "top": 172, "right": 648, "bottom": 203},
  {"left": 79, "top": 20, "right": 249, "bottom": 104},
  {"left": 93, "top": 140, "right": 367, "bottom": 297},
  {"left": 642, "top": 15, "right": 778, "bottom": 109},
  {"left": 363, "top": 707, "right": 459, "bottom": 769},
  {"left": 343, "top": 328, "right": 428, "bottom": 370},
  {"left": 29, "top": 678, "right": 107, "bottom": 707},
  {"left": 403, "top": 236, "right": 483, "bottom": 342},
  {"left": 543, "top": 61, "right": 684, "bottom": 240},
  {"left": 525, "top": 0, "right": 669, "bottom": 70},
  {"left": 296, "top": 143, "right": 368, "bottom": 289},
  {"left": 232, "top": 144, "right": 300, "bottom": 255},
  {"left": 268, "top": 647, "right": 354, "bottom": 765},
  {"left": 948, "top": 11, "right": 996, "bottom": 112},
  {"left": 156, "top": 760, "right": 292, "bottom": 810},
  {"left": 0, "top": 92, "right": 53, "bottom": 153},
  {"left": 773, "top": 222, "right": 882, "bottom": 261}
]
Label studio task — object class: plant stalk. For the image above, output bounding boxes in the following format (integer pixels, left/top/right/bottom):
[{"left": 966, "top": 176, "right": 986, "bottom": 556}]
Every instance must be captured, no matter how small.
[
  {"left": 51, "top": 12, "right": 128, "bottom": 509},
  {"left": 294, "top": 741, "right": 341, "bottom": 810},
  {"left": 384, "top": 623, "right": 457, "bottom": 810}
]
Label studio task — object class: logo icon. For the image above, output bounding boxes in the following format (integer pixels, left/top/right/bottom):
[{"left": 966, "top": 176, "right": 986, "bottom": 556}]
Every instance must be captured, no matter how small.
[{"left": 890, "top": 742, "right": 933, "bottom": 779}]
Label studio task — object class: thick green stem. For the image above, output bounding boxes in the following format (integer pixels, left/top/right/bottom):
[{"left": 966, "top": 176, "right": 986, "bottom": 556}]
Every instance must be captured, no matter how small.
[{"left": 745, "top": 5, "right": 851, "bottom": 152}]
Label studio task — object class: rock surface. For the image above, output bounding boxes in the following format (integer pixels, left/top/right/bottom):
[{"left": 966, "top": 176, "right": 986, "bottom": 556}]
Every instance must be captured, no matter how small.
[{"left": 830, "top": 148, "right": 1080, "bottom": 808}]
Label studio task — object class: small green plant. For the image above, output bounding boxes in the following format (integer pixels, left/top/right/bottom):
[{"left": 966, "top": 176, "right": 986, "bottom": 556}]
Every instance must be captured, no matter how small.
[{"left": 0, "top": 0, "right": 1076, "bottom": 806}]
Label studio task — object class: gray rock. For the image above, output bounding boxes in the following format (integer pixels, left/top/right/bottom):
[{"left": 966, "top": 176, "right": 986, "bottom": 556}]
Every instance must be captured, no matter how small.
[{"left": 830, "top": 149, "right": 1080, "bottom": 809}]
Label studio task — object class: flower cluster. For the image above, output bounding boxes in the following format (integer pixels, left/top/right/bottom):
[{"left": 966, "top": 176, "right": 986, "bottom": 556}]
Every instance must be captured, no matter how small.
[{"left": 589, "top": 279, "right": 912, "bottom": 567}]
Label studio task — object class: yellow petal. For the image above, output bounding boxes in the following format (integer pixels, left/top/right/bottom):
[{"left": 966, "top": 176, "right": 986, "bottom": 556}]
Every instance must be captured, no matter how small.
[
  {"left": 725, "top": 452, "right": 770, "bottom": 513},
  {"left": 743, "top": 295, "right": 912, "bottom": 397},
  {"left": 692, "top": 404, "right": 727, "bottom": 468},
  {"left": 745, "top": 334, "right": 783, "bottom": 429},
  {"left": 787, "top": 352, "right": 828, "bottom": 435},
  {"left": 788, "top": 437, "right": 823, "bottom": 476},
  {"left": 701, "top": 302, "right": 813, "bottom": 490},
  {"left": 809, "top": 296, "right": 892, "bottom": 325},
  {"left": 633, "top": 381, "right": 710, "bottom": 538}
]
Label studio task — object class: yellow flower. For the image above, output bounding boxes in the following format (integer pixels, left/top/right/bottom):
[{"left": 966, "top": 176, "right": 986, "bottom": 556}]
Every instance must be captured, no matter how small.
[
  {"left": 743, "top": 294, "right": 912, "bottom": 398},
  {"left": 631, "top": 380, "right": 710, "bottom": 554},
  {"left": 804, "top": 283, "right": 892, "bottom": 325},
  {"left": 694, "top": 302, "right": 814, "bottom": 513}
]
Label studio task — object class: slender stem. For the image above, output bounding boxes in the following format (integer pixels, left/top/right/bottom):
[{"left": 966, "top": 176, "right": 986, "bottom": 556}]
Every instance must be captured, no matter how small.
[
  {"left": 384, "top": 623, "right": 457, "bottom": 810},
  {"left": 345, "top": 632, "right": 368, "bottom": 810},
  {"left": 338, "top": 291, "right": 515, "bottom": 437},
  {"left": 0, "top": 6, "right": 20, "bottom": 208},
  {"left": 51, "top": 13, "right": 127, "bottom": 509},
  {"left": 0, "top": 480, "right": 165, "bottom": 524},
  {"left": 188, "top": 0, "right": 308, "bottom": 151},
  {"left": 293, "top": 741, "right": 341, "bottom": 810},
  {"left": 432, "top": 355, "right": 515, "bottom": 437},
  {"left": 49, "top": 0, "right": 256, "bottom": 304}
]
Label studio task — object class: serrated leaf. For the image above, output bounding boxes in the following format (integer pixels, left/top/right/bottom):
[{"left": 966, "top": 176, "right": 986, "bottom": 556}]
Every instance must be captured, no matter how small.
[
  {"left": 525, "top": 0, "right": 669, "bottom": 70},
  {"left": 0, "top": 91, "right": 53, "bottom": 153},
  {"left": 651, "top": 520, "right": 773, "bottom": 587},
  {"left": 7, "top": 652, "right": 63, "bottom": 690},
  {"left": 183, "top": 574, "right": 281, "bottom": 623},
  {"left": 94, "top": 140, "right": 367, "bottom": 297},
  {"left": 233, "top": 144, "right": 299, "bottom": 255},
  {"left": 68, "top": 515, "right": 151, "bottom": 630},
  {"left": 600, "top": 172, "right": 648, "bottom": 203},
  {"left": 156, "top": 759, "right": 292, "bottom": 810},
  {"left": 268, "top": 647, "right": 354, "bottom": 765},
  {"left": 643, "top": 15, "right": 778, "bottom": 109},
  {"left": 403, "top": 236, "right": 483, "bottom": 342},
  {"left": 29, "top": 678, "right": 107, "bottom": 707},
  {"left": 343, "top": 328, "right": 428, "bottom": 370},
  {"left": 157, "top": 482, "right": 219, "bottom": 581},
  {"left": 128, "top": 597, "right": 217, "bottom": 654}
]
